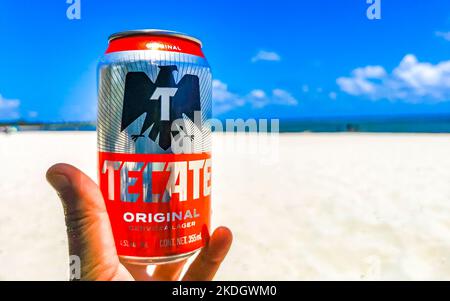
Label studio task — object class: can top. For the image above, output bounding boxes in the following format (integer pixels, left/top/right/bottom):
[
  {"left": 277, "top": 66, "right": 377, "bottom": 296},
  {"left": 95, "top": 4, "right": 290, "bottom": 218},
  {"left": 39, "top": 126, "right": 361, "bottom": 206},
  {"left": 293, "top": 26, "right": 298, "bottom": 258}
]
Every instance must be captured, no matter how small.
[
  {"left": 106, "top": 29, "right": 204, "bottom": 57},
  {"left": 108, "top": 29, "right": 202, "bottom": 47}
]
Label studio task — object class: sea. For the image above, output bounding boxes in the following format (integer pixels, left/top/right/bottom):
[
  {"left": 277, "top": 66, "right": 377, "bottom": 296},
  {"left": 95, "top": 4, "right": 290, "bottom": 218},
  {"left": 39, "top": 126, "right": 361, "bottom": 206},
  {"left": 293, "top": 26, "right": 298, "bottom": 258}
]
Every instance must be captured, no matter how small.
[{"left": 2, "top": 115, "right": 450, "bottom": 133}]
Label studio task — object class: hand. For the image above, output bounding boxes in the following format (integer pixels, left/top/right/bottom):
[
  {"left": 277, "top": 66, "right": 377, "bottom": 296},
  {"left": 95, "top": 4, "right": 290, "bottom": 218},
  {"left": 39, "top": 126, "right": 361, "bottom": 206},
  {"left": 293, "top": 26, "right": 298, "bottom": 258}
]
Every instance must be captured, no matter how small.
[{"left": 46, "top": 163, "right": 232, "bottom": 281}]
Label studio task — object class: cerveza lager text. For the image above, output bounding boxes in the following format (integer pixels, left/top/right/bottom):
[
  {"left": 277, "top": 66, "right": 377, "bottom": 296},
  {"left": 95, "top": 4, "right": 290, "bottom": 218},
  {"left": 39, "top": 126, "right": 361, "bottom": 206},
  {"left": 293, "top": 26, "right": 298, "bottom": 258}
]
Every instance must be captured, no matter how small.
[{"left": 97, "top": 30, "right": 212, "bottom": 264}]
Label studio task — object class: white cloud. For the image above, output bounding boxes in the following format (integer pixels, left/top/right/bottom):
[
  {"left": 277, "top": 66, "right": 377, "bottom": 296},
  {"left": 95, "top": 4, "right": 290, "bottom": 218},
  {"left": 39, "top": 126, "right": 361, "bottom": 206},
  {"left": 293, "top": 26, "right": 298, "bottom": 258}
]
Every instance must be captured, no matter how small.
[
  {"left": 212, "top": 80, "right": 245, "bottom": 115},
  {"left": 337, "top": 75, "right": 377, "bottom": 96},
  {"left": 212, "top": 80, "right": 237, "bottom": 102},
  {"left": 272, "top": 89, "right": 298, "bottom": 106},
  {"left": 435, "top": 31, "right": 450, "bottom": 41},
  {"left": 352, "top": 65, "right": 387, "bottom": 78},
  {"left": 212, "top": 80, "right": 298, "bottom": 114},
  {"left": 251, "top": 50, "right": 281, "bottom": 63},
  {"left": 336, "top": 54, "right": 450, "bottom": 102},
  {"left": 0, "top": 94, "right": 20, "bottom": 120},
  {"left": 250, "top": 89, "right": 266, "bottom": 98}
]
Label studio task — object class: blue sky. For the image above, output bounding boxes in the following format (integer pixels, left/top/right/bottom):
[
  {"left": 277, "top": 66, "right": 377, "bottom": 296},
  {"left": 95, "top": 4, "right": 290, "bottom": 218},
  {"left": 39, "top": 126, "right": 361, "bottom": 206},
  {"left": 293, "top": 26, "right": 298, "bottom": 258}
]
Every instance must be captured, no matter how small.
[{"left": 0, "top": 0, "right": 450, "bottom": 122}]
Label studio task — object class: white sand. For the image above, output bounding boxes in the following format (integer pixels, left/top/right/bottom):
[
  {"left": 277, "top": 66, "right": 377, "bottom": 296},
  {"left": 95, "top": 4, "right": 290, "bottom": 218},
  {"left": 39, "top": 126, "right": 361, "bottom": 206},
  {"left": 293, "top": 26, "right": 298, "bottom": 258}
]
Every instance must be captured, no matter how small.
[{"left": 1, "top": 132, "right": 450, "bottom": 280}]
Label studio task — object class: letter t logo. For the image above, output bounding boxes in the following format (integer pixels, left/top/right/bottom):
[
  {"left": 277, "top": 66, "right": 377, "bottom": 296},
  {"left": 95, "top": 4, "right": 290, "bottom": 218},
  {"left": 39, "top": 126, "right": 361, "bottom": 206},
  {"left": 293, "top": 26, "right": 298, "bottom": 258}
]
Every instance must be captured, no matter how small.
[{"left": 150, "top": 87, "right": 178, "bottom": 121}]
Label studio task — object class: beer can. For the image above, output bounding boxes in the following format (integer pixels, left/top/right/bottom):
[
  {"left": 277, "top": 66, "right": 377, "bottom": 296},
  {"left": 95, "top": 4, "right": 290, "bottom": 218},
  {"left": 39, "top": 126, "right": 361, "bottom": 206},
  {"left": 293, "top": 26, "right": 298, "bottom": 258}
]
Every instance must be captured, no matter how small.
[{"left": 97, "top": 30, "right": 212, "bottom": 264}]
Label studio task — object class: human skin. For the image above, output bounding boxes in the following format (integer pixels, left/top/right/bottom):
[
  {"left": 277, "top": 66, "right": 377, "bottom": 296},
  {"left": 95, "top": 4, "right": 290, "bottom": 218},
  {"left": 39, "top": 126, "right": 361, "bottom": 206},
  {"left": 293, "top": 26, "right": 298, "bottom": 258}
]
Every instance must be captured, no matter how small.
[{"left": 46, "top": 163, "right": 232, "bottom": 281}]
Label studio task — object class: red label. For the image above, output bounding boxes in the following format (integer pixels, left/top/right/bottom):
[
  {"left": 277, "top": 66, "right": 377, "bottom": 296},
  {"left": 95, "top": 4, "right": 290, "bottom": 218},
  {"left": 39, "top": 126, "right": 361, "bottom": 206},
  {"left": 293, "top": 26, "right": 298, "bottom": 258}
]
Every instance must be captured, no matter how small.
[{"left": 98, "top": 152, "right": 211, "bottom": 258}]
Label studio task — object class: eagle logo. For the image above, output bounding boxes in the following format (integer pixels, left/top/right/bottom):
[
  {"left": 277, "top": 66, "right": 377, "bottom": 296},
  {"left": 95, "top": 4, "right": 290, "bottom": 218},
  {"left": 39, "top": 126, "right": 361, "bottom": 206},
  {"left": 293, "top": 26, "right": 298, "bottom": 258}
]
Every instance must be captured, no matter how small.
[{"left": 120, "top": 65, "right": 201, "bottom": 150}]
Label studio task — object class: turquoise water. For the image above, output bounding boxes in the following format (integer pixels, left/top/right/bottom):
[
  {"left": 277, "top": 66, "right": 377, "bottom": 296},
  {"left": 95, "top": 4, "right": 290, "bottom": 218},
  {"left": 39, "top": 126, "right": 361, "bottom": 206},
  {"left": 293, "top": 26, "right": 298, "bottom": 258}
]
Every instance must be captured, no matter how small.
[
  {"left": 279, "top": 116, "right": 450, "bottom": 133},
  {"left": 4, "top": 115, "right": 450, "bottom": 133}
]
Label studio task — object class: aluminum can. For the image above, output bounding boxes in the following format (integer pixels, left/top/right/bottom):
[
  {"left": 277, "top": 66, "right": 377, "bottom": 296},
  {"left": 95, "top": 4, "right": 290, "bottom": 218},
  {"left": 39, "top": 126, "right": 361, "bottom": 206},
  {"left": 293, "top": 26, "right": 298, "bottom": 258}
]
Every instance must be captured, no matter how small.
[{"left": 97, "top": 29, "right": 212, "bottom": 264}]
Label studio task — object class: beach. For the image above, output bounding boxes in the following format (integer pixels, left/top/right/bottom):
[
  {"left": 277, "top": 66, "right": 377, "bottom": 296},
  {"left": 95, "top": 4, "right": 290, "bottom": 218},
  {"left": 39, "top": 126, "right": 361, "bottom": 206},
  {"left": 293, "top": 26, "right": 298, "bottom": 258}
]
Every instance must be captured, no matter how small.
[{"left": 1, "top": 131, "right": 450, "bottom": 280}]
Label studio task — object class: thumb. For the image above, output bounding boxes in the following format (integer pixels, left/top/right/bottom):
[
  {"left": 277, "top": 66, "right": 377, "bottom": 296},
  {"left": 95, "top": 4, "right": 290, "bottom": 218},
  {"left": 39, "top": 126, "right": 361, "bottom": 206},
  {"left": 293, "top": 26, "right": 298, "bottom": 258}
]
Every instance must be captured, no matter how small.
[{"left": 46, "top": 163, "right": 127, "bottom": 280}]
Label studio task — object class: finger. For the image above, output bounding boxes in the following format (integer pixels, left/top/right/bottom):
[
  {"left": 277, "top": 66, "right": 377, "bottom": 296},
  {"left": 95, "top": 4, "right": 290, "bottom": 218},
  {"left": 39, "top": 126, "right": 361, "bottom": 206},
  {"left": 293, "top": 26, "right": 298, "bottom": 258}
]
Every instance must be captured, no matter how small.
[
  {"left": 46, "top": 163, "right": 130, "bottom": 281},
  {"left": 183, "top": 227, "right": 233, "bottom": 281},
  {"left": 121, "top": 262, "right": 152, "bottom": 281},
  {"left": 152, "top": 260, "right": 187, "bottom": 281}
]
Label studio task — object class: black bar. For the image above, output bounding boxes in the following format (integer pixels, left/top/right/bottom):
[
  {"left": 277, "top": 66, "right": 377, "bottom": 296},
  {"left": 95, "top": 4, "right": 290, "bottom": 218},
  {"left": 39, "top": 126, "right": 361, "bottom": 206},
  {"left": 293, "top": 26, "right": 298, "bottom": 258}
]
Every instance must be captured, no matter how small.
[{"left": 1, "top": 281, "right": 450, "bottom": 298}]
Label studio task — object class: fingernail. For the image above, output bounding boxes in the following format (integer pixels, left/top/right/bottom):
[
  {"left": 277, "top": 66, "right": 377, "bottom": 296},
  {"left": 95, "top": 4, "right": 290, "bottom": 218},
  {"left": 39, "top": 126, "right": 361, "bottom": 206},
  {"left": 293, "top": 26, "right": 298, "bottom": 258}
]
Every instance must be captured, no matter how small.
[{"left": 47, "top": 173, "right": 70, "bottom": 192}]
